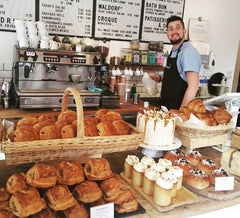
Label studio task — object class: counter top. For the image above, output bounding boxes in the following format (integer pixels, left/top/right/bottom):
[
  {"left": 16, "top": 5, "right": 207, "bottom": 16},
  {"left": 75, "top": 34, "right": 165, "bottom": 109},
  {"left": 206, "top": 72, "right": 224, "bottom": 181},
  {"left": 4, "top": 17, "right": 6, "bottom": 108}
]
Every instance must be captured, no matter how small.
[{"left": 0, "top": 101, "right": 145, "bottom": 119}]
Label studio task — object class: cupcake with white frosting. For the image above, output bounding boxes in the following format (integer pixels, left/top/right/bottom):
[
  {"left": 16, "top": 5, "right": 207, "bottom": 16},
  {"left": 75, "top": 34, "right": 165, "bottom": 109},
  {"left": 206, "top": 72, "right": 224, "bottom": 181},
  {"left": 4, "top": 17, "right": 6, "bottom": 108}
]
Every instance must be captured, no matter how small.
[
  {"left": 158, "top": 158, "right": 172, "bottom": 169},
  {"left": 124, "top": 155, "right": 139, "bottom": 178},
  {"left": 161, "top": 171, "right": 178, "bottom": 197},
  {"left": 132, "top": 162, "right": 148, "bottom": 187},
  {"left": 150, "top": 162, "right": 166, "bottom": 175},
  {"left": 143, "top": 168, "right": 160, "bottom": 195},
  {"left": 168, "top": 166, "right": 183, "bottom": 190},
  {"left": 141, "top": 156, "right": 155, "bottom": 167},
  {"left": 153, "top": 177, "right": 173, "bottom": 206}
]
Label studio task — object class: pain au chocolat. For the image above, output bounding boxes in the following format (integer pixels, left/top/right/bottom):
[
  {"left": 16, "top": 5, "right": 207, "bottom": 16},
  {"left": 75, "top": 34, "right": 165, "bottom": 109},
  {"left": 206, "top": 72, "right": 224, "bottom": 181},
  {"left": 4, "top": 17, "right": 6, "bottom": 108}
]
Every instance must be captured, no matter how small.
[
  {"left": 62, "top": 199, "right": 88, "bottom": 218},
  {"left": 84, "top": 158, "right": 113, "bottom": 180},
  {"left": 26, "top": 164, "right": 57, "bottom": 188},
  {"left": 9, "top": 187, "right": 46, "bottom": 217},
  {"left": 56, "top": 161, "right": 85, "bottom": 186},
  {"left": 6, "top": 172, "right": 28, "bottom": 194}
]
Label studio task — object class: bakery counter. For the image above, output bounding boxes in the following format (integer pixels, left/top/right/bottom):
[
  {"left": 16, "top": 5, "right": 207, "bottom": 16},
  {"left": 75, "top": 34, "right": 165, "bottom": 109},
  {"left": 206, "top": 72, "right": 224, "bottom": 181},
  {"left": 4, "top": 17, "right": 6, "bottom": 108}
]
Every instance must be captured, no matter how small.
[
  {"left": 1, "top": 147, "right": 240, "bottom": 217},
  {"left": 0, "top": 101, "right": 145, "bottom": 120}
]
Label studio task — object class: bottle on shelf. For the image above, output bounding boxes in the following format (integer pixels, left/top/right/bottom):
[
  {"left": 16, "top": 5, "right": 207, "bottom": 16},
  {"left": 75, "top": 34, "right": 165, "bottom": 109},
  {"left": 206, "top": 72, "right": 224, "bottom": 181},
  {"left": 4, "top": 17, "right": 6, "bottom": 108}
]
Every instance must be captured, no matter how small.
[{"left": 130, "top": 83, "right": 136, "bottom": 99}]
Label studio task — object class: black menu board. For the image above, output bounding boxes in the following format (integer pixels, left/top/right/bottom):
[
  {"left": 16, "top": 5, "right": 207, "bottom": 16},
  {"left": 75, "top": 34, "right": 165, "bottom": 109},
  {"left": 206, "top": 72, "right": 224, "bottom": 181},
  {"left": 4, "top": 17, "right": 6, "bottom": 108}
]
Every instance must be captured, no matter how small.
[
  {"left": 39, "top": 0, "right": 93, "bottom": 36},
  {"left": 0, "top": 0, "right": 35, "bottom": 31},
  {"left": 94, "top": 0, "right": 142, "bottom": 40},
  {"left": 141, "top": 0, "right": 185, "bottom": 42}
]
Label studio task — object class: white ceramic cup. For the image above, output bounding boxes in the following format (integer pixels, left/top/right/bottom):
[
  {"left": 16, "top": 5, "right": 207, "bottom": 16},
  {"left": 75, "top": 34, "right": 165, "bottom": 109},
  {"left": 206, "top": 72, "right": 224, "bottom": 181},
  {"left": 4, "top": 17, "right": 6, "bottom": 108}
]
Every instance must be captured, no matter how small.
[
  {"left": 29, "top": 35, "right": 40, "bottom": 48},
  {"left": 49, "top": 40, "right": 61, "bottom": 50},
  {"left": 40, "top": 39, "right": 49, "bottom": 49}
]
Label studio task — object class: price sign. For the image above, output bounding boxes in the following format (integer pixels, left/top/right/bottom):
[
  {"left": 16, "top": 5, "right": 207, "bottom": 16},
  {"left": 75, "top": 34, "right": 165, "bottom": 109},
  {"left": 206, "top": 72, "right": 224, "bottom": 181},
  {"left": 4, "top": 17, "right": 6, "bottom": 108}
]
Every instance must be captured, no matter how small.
[{"left": 39, "top": 0, "right": 93, "bottom": 36}]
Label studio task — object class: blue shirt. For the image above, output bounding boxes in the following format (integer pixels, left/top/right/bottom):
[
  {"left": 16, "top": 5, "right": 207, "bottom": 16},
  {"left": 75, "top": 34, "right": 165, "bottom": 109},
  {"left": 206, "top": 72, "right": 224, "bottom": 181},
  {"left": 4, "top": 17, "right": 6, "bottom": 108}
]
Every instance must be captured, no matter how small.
[{"left": 170, "top": 41, "right": 202, "bottom": 82}]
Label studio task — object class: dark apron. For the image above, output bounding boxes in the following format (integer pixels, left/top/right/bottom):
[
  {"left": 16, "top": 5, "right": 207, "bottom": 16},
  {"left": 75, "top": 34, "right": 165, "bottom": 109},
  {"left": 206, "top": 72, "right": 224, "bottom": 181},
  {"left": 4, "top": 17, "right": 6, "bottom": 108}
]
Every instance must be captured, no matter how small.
[{"left": 160, "top": 41, "right": 188, "bottom": 110}]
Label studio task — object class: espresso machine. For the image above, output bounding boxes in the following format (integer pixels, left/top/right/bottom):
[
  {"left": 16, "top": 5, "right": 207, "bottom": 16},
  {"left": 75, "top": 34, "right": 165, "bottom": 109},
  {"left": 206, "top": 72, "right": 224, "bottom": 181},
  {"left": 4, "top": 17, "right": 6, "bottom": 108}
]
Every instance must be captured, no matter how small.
[{"left": 12, "top": 46, "right": 102, "bottom": 109}]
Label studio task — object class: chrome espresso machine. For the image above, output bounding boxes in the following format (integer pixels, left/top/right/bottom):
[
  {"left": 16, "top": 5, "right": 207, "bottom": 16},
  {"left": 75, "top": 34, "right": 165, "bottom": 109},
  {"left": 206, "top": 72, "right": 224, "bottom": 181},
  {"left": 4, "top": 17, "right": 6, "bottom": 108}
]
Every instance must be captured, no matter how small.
[{"left": 12, "top": 46, "right": 102, "bottom": 109}]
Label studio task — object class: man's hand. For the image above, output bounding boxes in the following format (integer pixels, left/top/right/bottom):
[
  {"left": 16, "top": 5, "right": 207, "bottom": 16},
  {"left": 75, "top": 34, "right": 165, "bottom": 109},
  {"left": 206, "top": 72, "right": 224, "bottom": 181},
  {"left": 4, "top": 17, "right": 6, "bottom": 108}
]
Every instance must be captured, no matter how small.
[{"left": 148, "top": 73, "right": 161, "bottom": 82}]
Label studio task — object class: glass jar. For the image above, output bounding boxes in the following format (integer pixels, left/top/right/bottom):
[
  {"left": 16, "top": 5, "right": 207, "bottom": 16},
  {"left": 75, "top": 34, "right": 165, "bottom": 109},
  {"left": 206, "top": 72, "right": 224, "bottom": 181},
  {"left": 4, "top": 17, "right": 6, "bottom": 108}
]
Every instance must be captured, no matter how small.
[{"left": 130, "top": 39, "right": 139, "bottom": 50}]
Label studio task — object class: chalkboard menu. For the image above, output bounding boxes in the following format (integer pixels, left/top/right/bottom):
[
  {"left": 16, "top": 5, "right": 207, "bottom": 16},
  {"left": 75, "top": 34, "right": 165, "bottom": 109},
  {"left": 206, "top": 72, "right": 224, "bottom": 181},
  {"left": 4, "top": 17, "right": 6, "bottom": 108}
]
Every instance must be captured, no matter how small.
[
  {"left": 141, "top": 0, "right": 185, "bottom": 42},
  {"left": 0, "top": 0, "right": 35, "bottom": 31},
  {"left": 39, "top": 0, "right": 93, "bottom": 36},
  {"left": 94, "top": 0, "right": 142, "bottom": 40}
]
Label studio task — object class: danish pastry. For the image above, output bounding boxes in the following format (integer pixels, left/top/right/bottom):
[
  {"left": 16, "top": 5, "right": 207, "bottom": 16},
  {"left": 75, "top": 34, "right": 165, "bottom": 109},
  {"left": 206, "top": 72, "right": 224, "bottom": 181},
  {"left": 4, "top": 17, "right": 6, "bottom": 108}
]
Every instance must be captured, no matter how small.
[
  {"left": 0, "top": 209, "right": 16, "bottom": 218},
  {"left": 30, "top": 206, "right": 56, "bottom": 218},
  {"left": 39, "top": 125, "right": 60, "bottom": 140},
  {"left": 73, "top": 180, "right": 102, "bottom": 203},
  {"left": 38, "top": 114, "right": 56, "bottom": 123},
  {"left": 209, "top": 168, "right": 229, "bottom": 185},
  {"left": 9, "top": 187, "right": 46, "bottom": 217},
  {"left": 6, "top": 172, "right": 28, "bottom": 194},
  {"left": 45, "top": 185, "right": 75, "bottom": 211},
  {"left": 112, "top": 120, "right": 130, "bottom": 135},
  {"left": 196, "top": 159, "right": 217, "bottom": 175},
  {"left": 13, "top": 126, "right": 38, "bottom": 142},
  {"left": 17, "top": 117, "right": 39, "bottom": 128},
  {"left": 58, "top": 110, "right": 77, "bottom": 124},
  {"left": 57, "top": 161, "right": 84, "bottom": 186},
  {"left": 84, "top": 126, "right": 99, "bottom": 136},
  {"left": 213, "top": 109, "right": 232, "bottom": 124},
  {"left": 62, "top": 199, "right": 88, "bottom": 218},
  {"left": 61, "top": 124, "right": 76, "bottom": 139},
  {"left": 185, "top": 150, "right": 203, "bottom": 166},
  {"left": 97, "top": 122, "right": 118, "bottom": 136},
  {"left": 33, "top": 120, "right": 54, "bottom": 134},
  {"left": 100, "top": 111, "right": 122, "bottom": 123},
  {"left": 95, "top": 109, "right": 109, "bottom": 122},
  {"left": 84, "top": 158, "right": 112, "bottom": 180},
  {"left": 185, "top": 169, "right": 210, "bottom": 189},
  {"left": 26, "top": 163, "right": 57, "bottom": 188},
  {"left": 84, "top": 116, "right": 98, "bottom": 127}
]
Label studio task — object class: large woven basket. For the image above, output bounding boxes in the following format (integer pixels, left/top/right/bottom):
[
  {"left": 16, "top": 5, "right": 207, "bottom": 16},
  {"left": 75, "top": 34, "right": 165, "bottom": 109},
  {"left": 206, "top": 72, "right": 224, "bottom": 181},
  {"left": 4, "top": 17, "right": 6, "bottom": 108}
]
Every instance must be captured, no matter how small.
[
  {"left": 175, "top": 121, "right": 233, "bottom": 138},
  {"left": 1, "top": 87, "right": 143, "bottom": 165}
]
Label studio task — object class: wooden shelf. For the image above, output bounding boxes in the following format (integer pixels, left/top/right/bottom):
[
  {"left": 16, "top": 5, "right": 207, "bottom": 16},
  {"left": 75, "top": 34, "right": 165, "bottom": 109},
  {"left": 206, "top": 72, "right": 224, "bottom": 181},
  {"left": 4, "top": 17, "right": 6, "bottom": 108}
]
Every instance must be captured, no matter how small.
[{"left": 109, "top": 64, "right": 164, "bottom": 71}]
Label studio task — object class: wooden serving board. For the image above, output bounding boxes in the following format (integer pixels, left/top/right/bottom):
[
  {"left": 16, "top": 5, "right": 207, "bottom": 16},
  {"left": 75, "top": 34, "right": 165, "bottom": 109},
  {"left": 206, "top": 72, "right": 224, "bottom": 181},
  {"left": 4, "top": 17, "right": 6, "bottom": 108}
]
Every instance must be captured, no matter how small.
[
  {"left": 183, "top": 178, "right": 240, "bottom": 201},
  {"left": 120, "top": 173, "right": 199, "bottom": 213}
]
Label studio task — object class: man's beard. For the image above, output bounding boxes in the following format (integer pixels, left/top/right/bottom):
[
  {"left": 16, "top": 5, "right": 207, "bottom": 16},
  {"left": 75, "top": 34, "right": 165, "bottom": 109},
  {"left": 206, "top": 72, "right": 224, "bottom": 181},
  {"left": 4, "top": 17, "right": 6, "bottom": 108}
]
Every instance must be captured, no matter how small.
[{"left": 170, "top": 37, "right": 183, "bottom": 45}]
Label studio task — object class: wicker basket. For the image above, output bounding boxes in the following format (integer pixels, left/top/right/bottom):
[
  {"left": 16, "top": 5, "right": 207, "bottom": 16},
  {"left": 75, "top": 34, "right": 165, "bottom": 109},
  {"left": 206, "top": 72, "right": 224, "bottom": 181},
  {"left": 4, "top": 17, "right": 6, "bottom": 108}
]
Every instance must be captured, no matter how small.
[
  {"left": 175, "top": 121, "right": 233, "bottom": 138},
  {"left": 1, "top": 87, "right": 143, "bottom": 165}
]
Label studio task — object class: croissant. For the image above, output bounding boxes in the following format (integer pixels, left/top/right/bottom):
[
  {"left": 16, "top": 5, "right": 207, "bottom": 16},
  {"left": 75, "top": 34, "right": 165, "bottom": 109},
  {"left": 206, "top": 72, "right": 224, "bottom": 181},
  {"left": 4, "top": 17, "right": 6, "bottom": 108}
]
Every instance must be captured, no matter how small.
[
  {"left": 213, "top": 109, "right": 232, "bottom": 125},
  {"left": 187, "top": 99, "right": 206, "bottom": 113}
]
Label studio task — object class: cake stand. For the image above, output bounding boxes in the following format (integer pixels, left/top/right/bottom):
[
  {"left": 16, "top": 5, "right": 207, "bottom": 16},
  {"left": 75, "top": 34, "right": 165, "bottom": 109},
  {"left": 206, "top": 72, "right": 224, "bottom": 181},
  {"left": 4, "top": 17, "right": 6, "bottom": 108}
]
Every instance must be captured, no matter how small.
[{"left": 140, "top": 137, "right": 182, "bottom": 158}]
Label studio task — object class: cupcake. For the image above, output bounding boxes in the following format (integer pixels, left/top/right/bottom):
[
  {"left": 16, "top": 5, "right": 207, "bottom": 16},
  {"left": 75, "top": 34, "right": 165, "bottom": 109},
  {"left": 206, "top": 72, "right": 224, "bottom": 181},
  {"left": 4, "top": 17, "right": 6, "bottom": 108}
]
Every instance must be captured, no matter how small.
[
  {"left": 143, "top": 168, "right": 160, "bottom": 196},
  {"left": 150, "top": 162, "right": 166, "bottom": 174},
  {"left": 124, "top": 155, "right": 139, "bottom": 178},
  {"left": 131, "top": 162, "right": 148, "bottom": 187},
  {"left": 153, "top": 177, "right": 173, "bottom": 206},
  {"left": 161, "top": 172, "right": 178, "bottom": 197},
  {"left": 158, "top": 158, "right": 172, "bottom": 170},
  {"left": 168, "top": 166, "right": 183, "bottom": 190},
  {"left": 140, "top": 156, "right": 155, "bottom": 167}
]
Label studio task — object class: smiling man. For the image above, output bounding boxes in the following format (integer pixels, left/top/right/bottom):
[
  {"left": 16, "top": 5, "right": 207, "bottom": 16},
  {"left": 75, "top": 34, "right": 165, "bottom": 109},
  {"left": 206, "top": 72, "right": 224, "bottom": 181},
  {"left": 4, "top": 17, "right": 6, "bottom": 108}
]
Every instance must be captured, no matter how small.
[{"left": 149, "top": 16, "right": 202, "bottom": 110}]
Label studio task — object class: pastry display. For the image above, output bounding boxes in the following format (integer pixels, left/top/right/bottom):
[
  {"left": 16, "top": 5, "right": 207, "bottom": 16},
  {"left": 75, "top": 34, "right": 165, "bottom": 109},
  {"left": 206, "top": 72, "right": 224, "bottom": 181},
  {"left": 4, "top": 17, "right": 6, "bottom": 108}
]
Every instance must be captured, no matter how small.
[
  {"left": 26, "top": 163, "right": 57, "bottom": 188},
  {"left": 153, "top": 177, "right": 173, "bottom": 206},
  {"left": 84, "top": 158, "right": 113, "bottom": 180},
  {"left": 143, "top": 168, "right": 160, "bottom": 195},
  {"left": 124, "top": 155, "right": 139, "bottom": 178},
  {"left": 136, "top": 109, "right": 176, "bottom": 146},
  {"left": 185, "top": 169, "right": 210, "bottom": 189},
  {"left": 56, "top": 161, "right": 85, "bottom": 185},
  {"left": 73, "top": 180, "right": 103, "bottom": 203},
  {"left": 209, "top": 168, "right": 229, "bottom": 185},
  {"left": 45, "top": 185, "right": 76, "bottom": 211},
  {"left": 196, "top": 159, "right": 217, "bottom": 175},
  {"left": 9, "top": 187, "right": 46, "bottom": 217},
  {"left": 6, "top": 172, "right": 28, "bottom": 194}
]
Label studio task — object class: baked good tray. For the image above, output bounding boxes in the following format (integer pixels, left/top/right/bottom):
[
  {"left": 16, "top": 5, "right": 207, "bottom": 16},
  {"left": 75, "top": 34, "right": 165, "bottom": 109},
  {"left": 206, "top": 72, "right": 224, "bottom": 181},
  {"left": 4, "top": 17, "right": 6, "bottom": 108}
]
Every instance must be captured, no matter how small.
[{"left": 120, "top": 173, "right": 199, "bottom": 213}]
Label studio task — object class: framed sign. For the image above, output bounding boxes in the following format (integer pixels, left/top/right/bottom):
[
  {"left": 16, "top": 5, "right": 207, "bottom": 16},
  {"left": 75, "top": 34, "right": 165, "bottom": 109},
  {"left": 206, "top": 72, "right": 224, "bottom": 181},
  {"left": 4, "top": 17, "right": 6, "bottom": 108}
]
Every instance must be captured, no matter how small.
[
  {"left": 39, "top": 0, "right": 93, "bottom": 36},
  {"left": 141, "top": 0, "right": 185, "bottom": 42},
  {"left": 94, "top": 0, "right": 142, "bottom": 40},
  {"left": 0, "top": 0, "right": 35, "bottom": 31}
]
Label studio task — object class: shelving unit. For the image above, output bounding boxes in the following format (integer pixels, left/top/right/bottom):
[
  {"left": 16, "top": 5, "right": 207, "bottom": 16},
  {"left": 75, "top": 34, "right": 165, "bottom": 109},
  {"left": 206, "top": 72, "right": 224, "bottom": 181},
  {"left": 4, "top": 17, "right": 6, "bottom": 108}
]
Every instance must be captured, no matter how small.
[{"left": 108, "top": 64, "right": 164, "bottom": 71}]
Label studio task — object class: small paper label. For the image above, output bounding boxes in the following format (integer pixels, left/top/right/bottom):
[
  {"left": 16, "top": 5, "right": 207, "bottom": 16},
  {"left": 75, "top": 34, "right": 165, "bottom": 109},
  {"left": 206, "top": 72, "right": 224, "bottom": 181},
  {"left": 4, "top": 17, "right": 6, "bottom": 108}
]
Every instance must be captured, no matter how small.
[
  {"left": 90, "top": 203, "right": 114, "bottom": 218},
  {"left": 215, "top": 176, "right": 234, "bottom": 191}
]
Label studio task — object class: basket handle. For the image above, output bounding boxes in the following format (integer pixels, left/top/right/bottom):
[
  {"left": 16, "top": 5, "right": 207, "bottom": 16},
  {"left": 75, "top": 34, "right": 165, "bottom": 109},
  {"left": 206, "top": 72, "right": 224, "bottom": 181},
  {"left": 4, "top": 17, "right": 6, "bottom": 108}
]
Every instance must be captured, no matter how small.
[{"left": 62, "top": 87, "right": 84, "bottom": 137}]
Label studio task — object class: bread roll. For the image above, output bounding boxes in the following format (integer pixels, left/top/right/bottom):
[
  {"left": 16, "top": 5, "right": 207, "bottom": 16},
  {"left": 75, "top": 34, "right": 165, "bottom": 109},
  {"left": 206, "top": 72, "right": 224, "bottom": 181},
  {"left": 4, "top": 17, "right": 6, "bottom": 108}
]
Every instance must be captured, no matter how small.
[
  {"left": 17, "top": 117, "right": 39, "bottom": 128},
  {"left": 45, "top": 185, "right": 75, "bottom": 211},
  {"left": 209, "top": 168, "right": 229, "bottom": 185},
  {"left": 6, "top": 173, "right": 28, "bottom": 194},
  {"left": 57, "top": 161, "right": 84, "bottom": 186},
  {"left": 187, "top": 99, "right": 206, "bottom": 113},
  {"left": 185, "top": 150, "right": 203, "bottom": 166},
  {"left": 95, "top": 109, "right": 109, "bottom": 122},
  {"left": 73, "top": 180, "right": 102, "bottom": 203},
  {"left": 39, "top": 125, "right": 60, "bottom": 140},
  {"left": 100, "top": 111, "right": 122, "bottom": 123},
  {"left": 14, "top": 126, "right": 38, "bottom": 142},
  {"left": 185, "top": 169, "right": 210, "bottom": 189},
  {"left": 97, "top": 122, "right": 118, "bottom": 136},
  {"left": 61, "top": 124, "right": 76, "bottom": 139},
  {"left": 58, "top": 111, "right": 77, "bottom": 124},
  {"left": 26, "top": 164, "right": 57, "bottom": 188},
  {"left": 196, "top": 159, "right": 217, "bottom": 175},
  {"left": 84, "top": 158, "right": 112, "bottom": 180},
  {"left": 112, "top": 120, "right": 130, "bottom": 135},
  {"left": 163, "top": 149, "right": 185, "bottom": 162},
  {"left": 9, "top": 187, "right": 46, "bottom": 217}
]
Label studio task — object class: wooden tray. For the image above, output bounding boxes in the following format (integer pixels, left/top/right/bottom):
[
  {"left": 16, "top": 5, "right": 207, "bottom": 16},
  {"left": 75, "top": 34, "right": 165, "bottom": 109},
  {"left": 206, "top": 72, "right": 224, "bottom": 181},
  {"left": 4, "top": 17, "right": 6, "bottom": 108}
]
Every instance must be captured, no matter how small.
[
  {"left": 120, "top": 173, "right": 199, "bottom": 213},
  {"left": 183, "top": 178, "right": 240, "bottom": 201}
]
